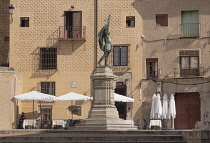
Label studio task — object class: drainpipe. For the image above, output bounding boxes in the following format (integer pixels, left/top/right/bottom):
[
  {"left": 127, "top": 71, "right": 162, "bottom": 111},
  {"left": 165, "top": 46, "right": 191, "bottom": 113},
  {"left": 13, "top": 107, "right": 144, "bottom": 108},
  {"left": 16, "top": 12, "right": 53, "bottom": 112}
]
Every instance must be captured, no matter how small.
[{"left": 94, "top": 0, "right": 98, "bottom": 68}]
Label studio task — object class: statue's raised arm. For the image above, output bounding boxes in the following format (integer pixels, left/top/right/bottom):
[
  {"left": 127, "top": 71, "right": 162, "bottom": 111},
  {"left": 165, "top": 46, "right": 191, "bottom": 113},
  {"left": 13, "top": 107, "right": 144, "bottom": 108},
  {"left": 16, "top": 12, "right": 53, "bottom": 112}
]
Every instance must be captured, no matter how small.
[{"left": 97, "top": 15, "right": 112, "bottom": 66}]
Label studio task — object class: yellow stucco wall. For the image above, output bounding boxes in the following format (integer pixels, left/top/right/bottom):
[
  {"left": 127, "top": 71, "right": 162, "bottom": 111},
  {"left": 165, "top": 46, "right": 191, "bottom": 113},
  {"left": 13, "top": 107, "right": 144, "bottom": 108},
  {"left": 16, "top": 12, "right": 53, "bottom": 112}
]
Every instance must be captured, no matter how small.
[{"left": 0, "top": 67, "right": 20, "bottom": 129}]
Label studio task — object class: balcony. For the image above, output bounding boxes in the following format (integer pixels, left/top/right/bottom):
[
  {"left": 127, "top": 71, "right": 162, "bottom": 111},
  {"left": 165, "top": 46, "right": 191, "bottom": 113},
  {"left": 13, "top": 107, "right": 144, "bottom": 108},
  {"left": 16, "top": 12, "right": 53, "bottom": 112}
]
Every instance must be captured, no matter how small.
[
  {"left": 147, "top": 69, "right": 161, "bottom": 80},
  {"left": 58, "top": 26, "right": 86, "bottom": 41},
  {"left": 180, "top": 23, "right": 200, "bottom": 38},
  {"left": 174, "top": 67, "right": 204, "bottom": 78}
]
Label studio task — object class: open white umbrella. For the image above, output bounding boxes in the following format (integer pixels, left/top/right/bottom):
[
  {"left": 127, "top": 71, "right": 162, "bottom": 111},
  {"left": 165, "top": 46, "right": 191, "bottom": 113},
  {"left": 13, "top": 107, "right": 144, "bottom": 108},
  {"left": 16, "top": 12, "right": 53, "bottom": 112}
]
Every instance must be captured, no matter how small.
[
  {"left": 14, "top": 91, "right": 55, "bottom": 102},
  {"left": 168, "top": 94, "right": 176, "bottom": 119},
  {"left": 114, "top": 93, "right": 134, "bottom": 102},
  {"left": 56, "top": 92, "right": 92, "bottom": 101},
  {"left": 162, "top": 94, "right": 168, "bottom": 119},
  {"left": 14, "top": 91, "right": 55, "bottom": 127},
  {"left": 155, "top": 93, "right": 162, "bottom": 119},
  {"left": 56, "top": 92, "right": 92, "bottom": 120},
  {"left": 150, "top": 94, "right": 157, "bottom": 119}
]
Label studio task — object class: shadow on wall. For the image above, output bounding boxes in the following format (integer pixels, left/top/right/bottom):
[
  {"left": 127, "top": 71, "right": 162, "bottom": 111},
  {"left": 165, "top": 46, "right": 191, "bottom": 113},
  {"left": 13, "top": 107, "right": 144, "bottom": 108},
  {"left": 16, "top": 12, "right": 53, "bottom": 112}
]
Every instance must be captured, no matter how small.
[{"left": 133, "top": 80, "right": 157, "bottom": 129}]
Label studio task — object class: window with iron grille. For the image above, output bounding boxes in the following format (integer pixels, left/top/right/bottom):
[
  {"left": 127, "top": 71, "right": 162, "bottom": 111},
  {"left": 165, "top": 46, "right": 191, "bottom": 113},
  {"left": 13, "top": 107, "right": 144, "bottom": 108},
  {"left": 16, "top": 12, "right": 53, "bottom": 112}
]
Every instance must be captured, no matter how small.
[
  {"left": 179, "top": 50, "right": 199, "bottom": 77},
  {"left": 40, "top": 48, "right": 57, "bottom": 70},
  {"left": 156, "top": 14, "right": 168, "bottom": 26},
  {"left": 146, "top": 58, "right": 158, "bottom": 79},
  {"left": 113, "top": 46, "right": 128, "bottom": 66},
  {"left": 40, "top": 82, "right": 55, "bottom": 96},
  {"left": 126, "top": 16, "right": 135, "bottom": 27},
  {"left": 20, "top": 17, "right": 29, "bottom": 27}
]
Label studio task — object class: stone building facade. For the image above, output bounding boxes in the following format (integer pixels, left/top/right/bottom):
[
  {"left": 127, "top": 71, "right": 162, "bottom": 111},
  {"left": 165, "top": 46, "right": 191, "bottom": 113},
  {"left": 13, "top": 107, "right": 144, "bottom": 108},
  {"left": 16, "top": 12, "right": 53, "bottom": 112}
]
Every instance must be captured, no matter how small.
[
  {"left": 141, "top": 0, "right": 210, "bottom": 129},
  {"left": 1, "top": 0, "right": 210, "bottom": 130},
  {"left": 0, "top": 0, "right": 143, "bottom": 129}
]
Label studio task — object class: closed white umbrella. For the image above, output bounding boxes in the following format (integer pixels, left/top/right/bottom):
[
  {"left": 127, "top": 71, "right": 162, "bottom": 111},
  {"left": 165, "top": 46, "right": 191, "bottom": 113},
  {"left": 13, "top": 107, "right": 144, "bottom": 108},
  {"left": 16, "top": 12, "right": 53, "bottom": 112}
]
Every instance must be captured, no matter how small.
[
  {"left": 114, "top": 93, "right": 134, "bottom": 102},
  {"left": 56, "top": 92, "right": 92, "bottom": 101},
  {"left": 168, "top": 94, "right": 176, "bottom": 119},
  {"left": 155, "top": 94, "right": 162, "bottom": 119},
  {"left": 150, "top": 94, "right": 157, "bottom": 119},
  {"left": 162, "top": 94, "right": 168, "bottom": 119}
]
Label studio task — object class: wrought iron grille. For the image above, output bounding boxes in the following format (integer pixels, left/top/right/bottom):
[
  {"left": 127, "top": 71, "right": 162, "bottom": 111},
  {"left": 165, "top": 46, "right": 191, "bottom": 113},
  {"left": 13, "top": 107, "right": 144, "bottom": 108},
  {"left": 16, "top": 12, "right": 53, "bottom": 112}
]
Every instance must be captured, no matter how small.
[
  {"left": 39, "top": 48, "right": 57, "bottom": 70},
  {"left": 40, "top": 82, "right": 55, "bottom": 96},
  {"left": 180, "top": 23, "right": 200, "bottom": 38},
  {"left": 174, "top": 67, "right": 204, "bottom": 78},
  {"left": 59, "top": 26, "right": 86, "bottom": 40}
]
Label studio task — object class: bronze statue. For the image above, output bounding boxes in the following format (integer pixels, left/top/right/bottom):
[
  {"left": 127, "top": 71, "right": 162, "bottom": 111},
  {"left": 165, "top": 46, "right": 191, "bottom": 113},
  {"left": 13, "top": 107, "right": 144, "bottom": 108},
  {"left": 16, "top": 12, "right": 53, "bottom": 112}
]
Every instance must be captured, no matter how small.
[{"left": 98, "top": 15, "right": 112, "bottom": 66}]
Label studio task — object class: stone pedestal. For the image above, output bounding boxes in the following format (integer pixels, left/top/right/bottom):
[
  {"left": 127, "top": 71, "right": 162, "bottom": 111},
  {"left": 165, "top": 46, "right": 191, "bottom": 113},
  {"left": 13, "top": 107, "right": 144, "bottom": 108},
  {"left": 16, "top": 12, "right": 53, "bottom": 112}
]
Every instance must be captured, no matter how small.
[{"left": 75, "top": 67, "right": 137, "bottom": 130}]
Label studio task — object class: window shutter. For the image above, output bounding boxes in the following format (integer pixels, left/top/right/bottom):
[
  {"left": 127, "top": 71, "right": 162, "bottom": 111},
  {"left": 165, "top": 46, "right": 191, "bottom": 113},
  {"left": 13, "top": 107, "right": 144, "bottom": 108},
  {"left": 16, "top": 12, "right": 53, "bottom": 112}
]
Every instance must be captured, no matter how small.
[{"left": 156, "top": 14, "right": 168, "bottom": 26}]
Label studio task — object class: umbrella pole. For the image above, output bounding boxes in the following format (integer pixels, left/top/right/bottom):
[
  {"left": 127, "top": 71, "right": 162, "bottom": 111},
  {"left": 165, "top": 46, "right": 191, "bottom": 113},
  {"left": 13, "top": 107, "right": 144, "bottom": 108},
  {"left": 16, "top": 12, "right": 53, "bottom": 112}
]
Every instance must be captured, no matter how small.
[
  {"left": 33, "top": 100, "right": 34, "bottom": 128},
  {"left": 171, "top": 118, "right": 175, "bottom": 129},
  {"left": 40, "top": 101, "right": 42, "bottom": 129}
]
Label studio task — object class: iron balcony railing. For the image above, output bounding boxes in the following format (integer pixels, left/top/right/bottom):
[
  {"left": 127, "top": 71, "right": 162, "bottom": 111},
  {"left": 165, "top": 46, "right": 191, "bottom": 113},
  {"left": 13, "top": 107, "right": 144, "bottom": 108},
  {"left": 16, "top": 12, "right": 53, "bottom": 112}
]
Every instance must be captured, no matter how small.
[
  {"left": 147, "top": 69, "right": 161, "bottom": 79},
  {"left": 180, "top": 23, "right": 200, "bottom": 38},
  {"left": 59, "top": 26, "right": 86, "bottom": 40},
  {"left": 174, "top": 67, "right": 204, "bottom": 78}
]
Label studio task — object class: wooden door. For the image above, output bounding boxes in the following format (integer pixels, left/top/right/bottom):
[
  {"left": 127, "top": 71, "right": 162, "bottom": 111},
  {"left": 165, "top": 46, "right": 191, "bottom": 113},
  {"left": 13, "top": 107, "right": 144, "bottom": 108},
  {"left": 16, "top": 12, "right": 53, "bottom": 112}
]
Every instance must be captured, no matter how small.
[
  {"left": 175, "top": 93, "right": 200, "bottom": 129},
  {"left": 65, "top": 11, "right": 82, "bottom": 38}
]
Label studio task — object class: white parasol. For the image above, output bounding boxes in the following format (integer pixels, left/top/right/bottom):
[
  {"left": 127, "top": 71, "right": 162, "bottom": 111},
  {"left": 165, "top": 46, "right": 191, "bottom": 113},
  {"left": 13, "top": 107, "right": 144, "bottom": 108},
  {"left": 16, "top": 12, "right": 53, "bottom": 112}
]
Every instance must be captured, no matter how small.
[
  {"left": 56, "top": 92, "right": 92, "bottom": 101},
  {"left": 114, "top": 93, "right": 134, "bottom": 102},
  {"left": 168, "top": 94, "right": 176, "bottom": 119},
  {"left": 162, "top": 94, "right": 169, "bottom": 119},
  {"left": 155, "top": 93, "right": 162, "bottom": 119},
  {"left": 14, "top": 91, "right": 55, "bottom": 126},
  {"left": 150, "top": 94, "right": 157, "bottom": 119}
]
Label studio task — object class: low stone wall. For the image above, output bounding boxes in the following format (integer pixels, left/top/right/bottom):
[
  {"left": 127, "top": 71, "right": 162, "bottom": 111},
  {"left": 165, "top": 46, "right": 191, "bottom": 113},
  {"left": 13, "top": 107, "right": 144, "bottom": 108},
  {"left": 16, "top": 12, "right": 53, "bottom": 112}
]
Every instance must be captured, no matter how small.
[{"left": 182, "top": 130, "right": 210, "bottom": 143}]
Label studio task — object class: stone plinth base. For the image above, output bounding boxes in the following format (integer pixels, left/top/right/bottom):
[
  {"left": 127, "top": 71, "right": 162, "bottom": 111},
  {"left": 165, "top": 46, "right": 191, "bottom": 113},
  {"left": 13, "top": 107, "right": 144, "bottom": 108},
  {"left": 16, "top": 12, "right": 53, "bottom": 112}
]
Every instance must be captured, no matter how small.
[
  {"left": 75, "top": 66, "right": 137, "bottom": 130},
  {"left": 75, "top": 106, "right": 138, "bottom": 130}
]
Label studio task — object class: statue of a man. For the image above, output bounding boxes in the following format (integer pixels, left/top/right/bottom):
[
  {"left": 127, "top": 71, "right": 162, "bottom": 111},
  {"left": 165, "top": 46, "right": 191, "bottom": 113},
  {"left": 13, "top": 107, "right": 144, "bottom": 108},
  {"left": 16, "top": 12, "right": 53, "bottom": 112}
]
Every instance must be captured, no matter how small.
[{"left": 98, "top": 15, "right": 112, "bottom": 66}]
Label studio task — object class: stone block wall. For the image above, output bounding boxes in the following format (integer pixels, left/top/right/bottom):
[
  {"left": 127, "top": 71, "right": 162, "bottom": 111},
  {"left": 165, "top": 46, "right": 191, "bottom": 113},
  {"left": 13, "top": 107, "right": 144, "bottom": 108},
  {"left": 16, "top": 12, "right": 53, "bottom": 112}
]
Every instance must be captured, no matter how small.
[
  {"left": 0, "top": 0, "right": 10, "bottom": 66},
  {"left": 0, "top": 67, "right": 20, "bottom": 129}
]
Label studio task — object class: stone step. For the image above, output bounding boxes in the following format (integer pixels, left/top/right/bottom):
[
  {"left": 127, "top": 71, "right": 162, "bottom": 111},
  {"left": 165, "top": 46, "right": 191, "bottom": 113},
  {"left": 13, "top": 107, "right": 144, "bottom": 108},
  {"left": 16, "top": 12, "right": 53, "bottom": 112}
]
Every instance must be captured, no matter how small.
[
  {"left": 0, "top": 141, "right": 187, "bottom": 143},
  {"left": 0, "top": 129, "right": 184, "bottom": 135},
  {"left": 0, "top": 135, "right": 184, "bottom": 142}
]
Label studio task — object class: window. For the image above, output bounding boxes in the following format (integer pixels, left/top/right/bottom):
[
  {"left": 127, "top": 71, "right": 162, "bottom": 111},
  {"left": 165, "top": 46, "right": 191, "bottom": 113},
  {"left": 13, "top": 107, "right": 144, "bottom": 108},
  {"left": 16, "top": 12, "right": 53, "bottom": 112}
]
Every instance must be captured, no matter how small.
[
  {"left": 156, "top": 14, "right": 168, "bottom": 26},
  {"left": 40, "top": 48, "right": 57, "bottom": 70},
  {"left": 179, "top": 50, "right": 199, "bottom": 76},
  {"left": 181, "top": 11, "right": 199, "bottom": 37},
  {"left": 126, "top": 16, "right": 135, "bottom": 27},
  {"left": 20, "top": 17, "right": 29, "bottom": 27},
  {"left": 146, "top": 58, "right": 158, "bottom": 79},
  {"left": 41, "top": 82, "right": 55, "bottom": 96},
  {"left": 113, "top": 46, "right": 128, "bottom": 66}
]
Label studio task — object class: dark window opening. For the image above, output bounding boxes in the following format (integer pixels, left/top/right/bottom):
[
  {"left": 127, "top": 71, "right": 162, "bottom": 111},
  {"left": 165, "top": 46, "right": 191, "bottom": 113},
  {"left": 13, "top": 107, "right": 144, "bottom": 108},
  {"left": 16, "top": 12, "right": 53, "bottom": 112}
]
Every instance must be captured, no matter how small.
[
  {"left": 126, "top": 16, "right": 135, "bottom": 27},
  {"left": 156, "top": 14, "right": 168, "bottom": 26},
  {"left": 41, "top": 82, "right": 55, "bottom": 96},
  {"left": 20, "top": 17, "right": 29, "bottom": 27},
  {"left": 146, "top": 58, "right": 158, "bottom": 79},
  {"left": 113, "top": 46, "right": 128, "bottom": 66},
  {"left": 40, "top": 48, "right": 57, "bottom": 70}
]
